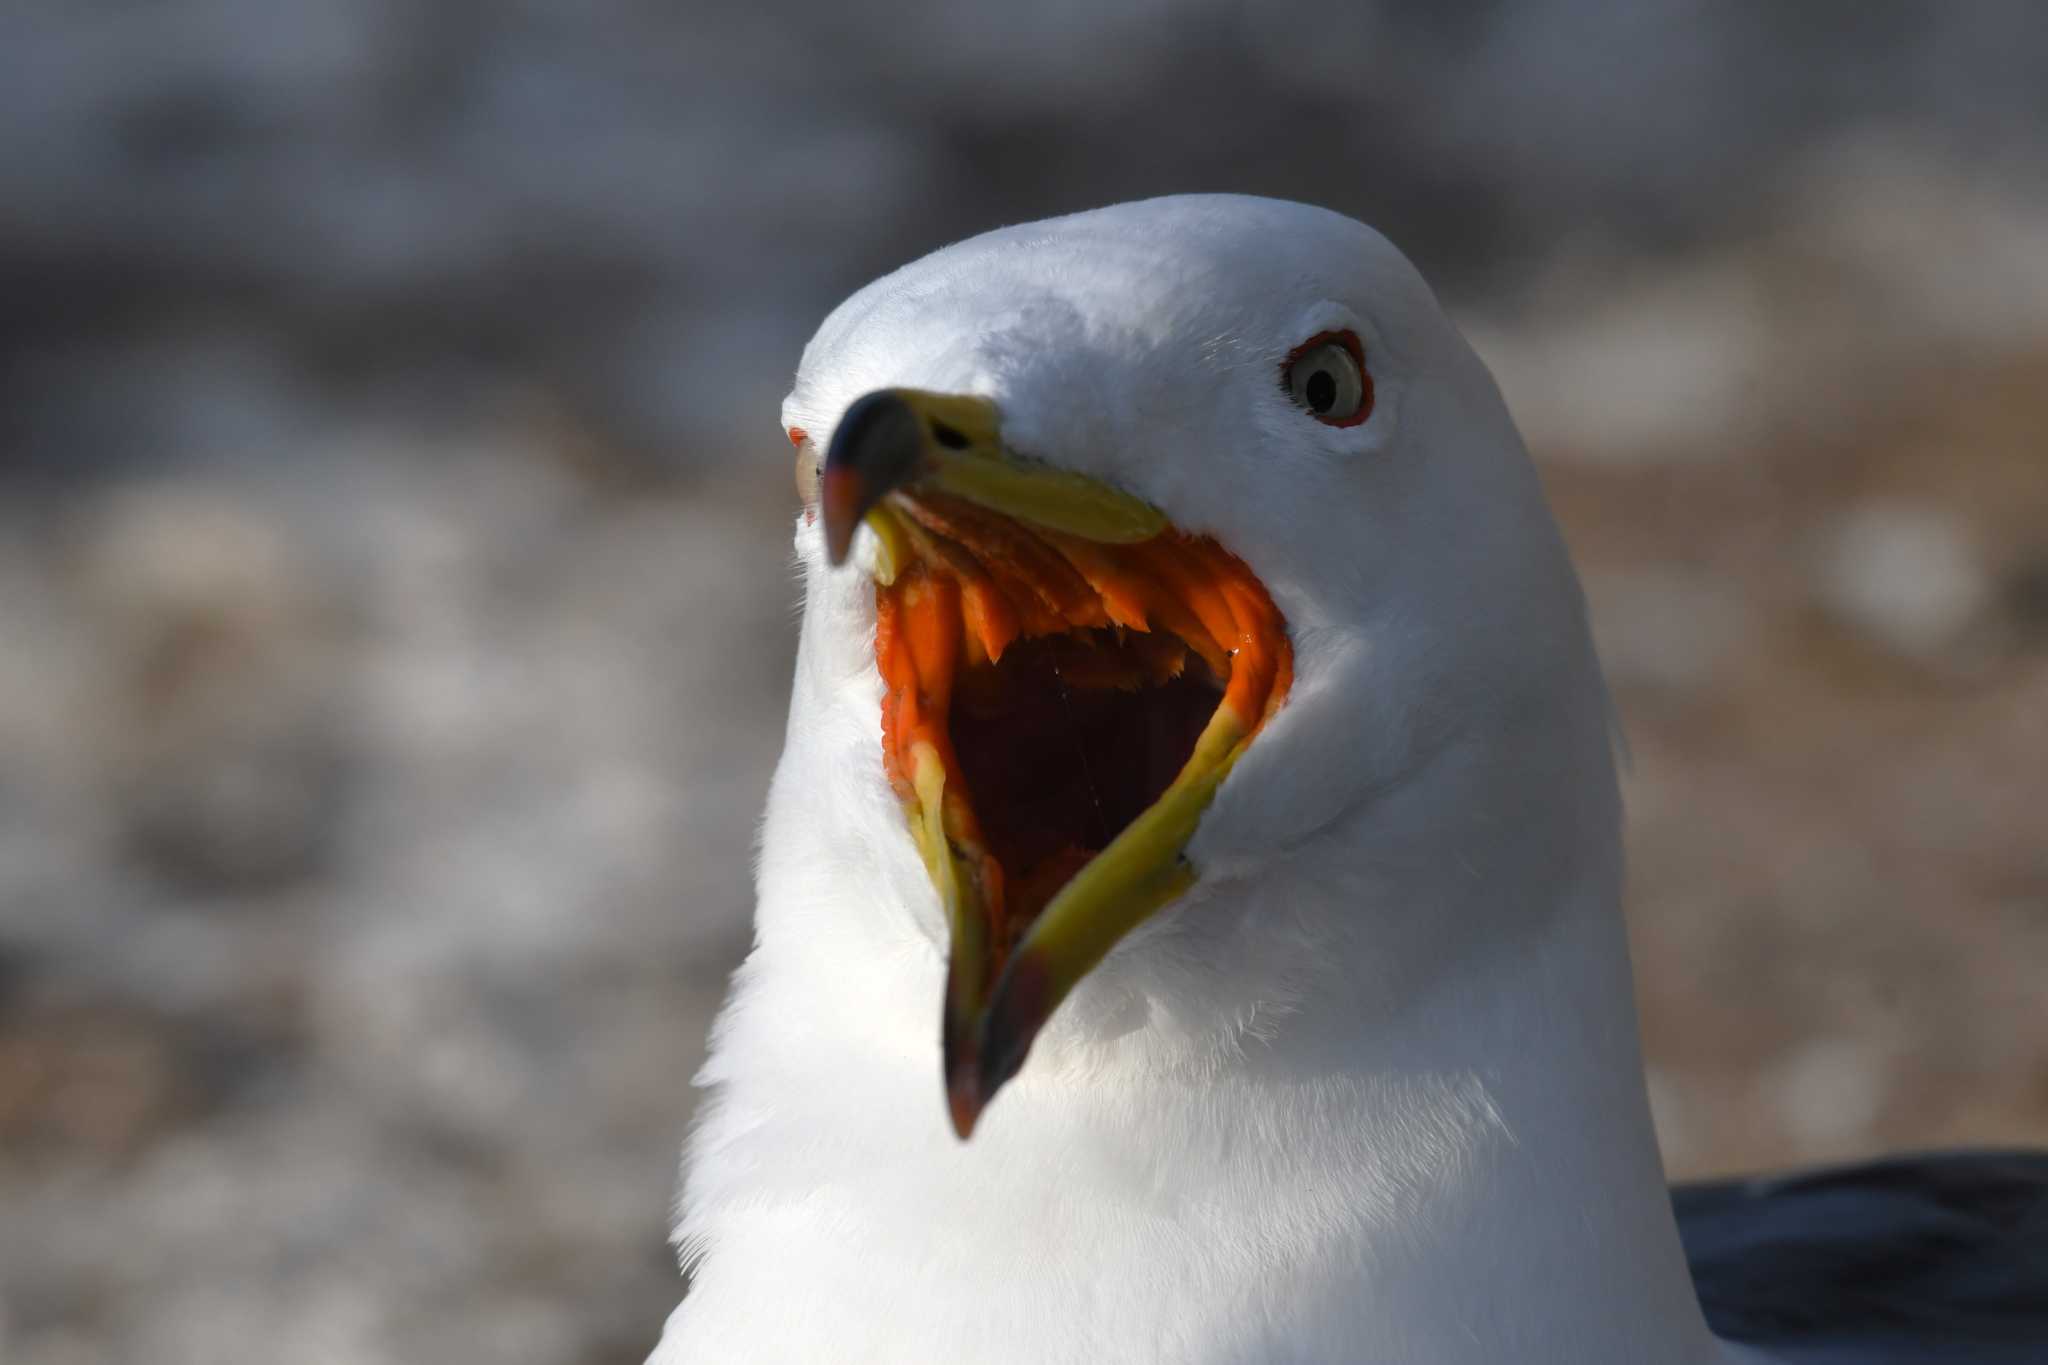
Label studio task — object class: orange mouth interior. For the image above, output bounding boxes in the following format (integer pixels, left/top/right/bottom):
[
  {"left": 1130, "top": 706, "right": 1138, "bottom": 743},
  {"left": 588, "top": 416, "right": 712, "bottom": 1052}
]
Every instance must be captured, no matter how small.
[{"left": 872, "top": 489, "right": 1292, "bottom": 963}]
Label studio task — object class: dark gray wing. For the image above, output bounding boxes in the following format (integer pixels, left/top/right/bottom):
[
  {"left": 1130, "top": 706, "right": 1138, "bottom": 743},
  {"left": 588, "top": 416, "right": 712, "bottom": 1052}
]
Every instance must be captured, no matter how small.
[{"left": 1672, "top": 1149, "right": 2048, "bottom": 1362}]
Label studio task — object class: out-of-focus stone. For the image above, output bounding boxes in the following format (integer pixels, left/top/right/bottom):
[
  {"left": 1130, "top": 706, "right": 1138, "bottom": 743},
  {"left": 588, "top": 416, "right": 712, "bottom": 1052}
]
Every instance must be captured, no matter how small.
[
  {"left": 71, "top": 486, "right": 353, "bottom": 894},
  {"left": 1463, "top": 259, "right": 1770, "bottom": 465},
  {"left": 1587, "top": 568, "right": 1751, "bottom": 691},
  {"left": 1764, "top": 1034, "right": 1893, "bottom": 1156},
  {"left": 1814, "top": 500, "right": 1991, "bottom": 660}
]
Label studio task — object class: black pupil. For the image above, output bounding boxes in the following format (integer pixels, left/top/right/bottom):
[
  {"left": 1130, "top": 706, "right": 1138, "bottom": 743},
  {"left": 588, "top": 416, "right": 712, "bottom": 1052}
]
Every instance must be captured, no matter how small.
[{"left": 1305, "top": 367, "right": 1338, "bottom": 413}]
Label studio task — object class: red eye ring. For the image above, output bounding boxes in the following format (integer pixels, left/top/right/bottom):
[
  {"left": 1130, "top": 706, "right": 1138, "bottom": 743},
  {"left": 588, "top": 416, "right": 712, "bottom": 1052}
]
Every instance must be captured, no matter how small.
[{"left": 1281, "top": 329, "right": 1373, "bottom": 428}]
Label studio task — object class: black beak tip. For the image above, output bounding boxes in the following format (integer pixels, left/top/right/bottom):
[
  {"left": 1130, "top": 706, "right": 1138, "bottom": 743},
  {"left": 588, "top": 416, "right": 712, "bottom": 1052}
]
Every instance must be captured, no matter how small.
[
  {"left": 819, "top": 391, "right": 926, "bottom": 567},
  {"left": 821, "top": 473, "right": 859, "bottom": 565}
]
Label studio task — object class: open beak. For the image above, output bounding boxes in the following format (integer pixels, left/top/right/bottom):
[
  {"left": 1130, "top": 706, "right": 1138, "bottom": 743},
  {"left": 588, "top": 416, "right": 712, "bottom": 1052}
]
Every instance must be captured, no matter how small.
[{"left": 817, "top": 388, "right": 1292, "bottom": 1138}]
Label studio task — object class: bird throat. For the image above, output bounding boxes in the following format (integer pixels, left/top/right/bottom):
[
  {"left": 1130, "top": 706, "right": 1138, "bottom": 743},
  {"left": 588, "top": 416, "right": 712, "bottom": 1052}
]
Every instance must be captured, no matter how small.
[{"left": 868, "top": 489, "right": 1292, "bottom": 1052}]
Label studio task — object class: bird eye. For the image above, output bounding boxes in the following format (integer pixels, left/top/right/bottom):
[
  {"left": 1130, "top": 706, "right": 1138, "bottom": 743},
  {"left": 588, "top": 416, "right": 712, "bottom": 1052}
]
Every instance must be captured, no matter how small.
[{"left": 1282, "top": 331, "right": 1372, "bottom": 427}]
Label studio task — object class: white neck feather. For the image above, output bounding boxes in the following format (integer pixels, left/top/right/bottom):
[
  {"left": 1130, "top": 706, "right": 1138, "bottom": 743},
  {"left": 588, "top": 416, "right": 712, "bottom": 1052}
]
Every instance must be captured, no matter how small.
[{"left": 657, "top": 555, "right": 1732, "bottom": 1365}]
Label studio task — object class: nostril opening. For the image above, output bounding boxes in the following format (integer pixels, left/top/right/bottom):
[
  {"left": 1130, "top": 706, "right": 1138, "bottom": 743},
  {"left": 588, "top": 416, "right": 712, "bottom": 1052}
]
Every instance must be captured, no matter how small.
[{"left": 931, "top": 421, "right": 969, "bottom": 451}]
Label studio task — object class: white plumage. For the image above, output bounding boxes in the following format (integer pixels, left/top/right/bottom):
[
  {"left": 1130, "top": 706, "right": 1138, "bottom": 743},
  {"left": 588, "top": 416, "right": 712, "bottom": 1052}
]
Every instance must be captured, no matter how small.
[{"left": 652, "top": 196, "right": 1740, "bottom": 1364}]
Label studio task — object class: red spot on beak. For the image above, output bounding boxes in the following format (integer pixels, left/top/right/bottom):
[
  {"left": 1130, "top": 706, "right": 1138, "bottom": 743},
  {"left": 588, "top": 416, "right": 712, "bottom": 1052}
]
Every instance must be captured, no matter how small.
[{"left": 790, "top": 427, "right": 817, "bottom": 524}]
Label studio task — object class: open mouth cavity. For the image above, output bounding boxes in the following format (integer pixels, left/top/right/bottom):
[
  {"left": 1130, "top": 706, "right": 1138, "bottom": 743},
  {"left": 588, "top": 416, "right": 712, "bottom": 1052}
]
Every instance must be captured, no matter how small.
[{"left": 867, "top": 487, "right": 1293, "bottom": 1033}]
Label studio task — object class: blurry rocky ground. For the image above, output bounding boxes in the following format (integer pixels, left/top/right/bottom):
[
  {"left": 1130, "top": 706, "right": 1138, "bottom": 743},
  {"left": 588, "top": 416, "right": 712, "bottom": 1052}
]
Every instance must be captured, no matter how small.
[{"left": 1, "top": 3, "right": 2044, "bottom": 1363}]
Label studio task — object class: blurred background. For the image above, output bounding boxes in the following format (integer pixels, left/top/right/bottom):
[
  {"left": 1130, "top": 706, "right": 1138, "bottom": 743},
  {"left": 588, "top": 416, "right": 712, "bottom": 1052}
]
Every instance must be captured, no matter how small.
[{"left": 2, "top": 2, "right": 2045, "bottom": 1361}]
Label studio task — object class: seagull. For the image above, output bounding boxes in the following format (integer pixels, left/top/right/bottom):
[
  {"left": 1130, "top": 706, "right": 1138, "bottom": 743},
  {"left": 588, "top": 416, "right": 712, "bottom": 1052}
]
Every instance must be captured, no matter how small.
[{"left": 651, "top": 196, "right": 2047, "bottom": 1364}]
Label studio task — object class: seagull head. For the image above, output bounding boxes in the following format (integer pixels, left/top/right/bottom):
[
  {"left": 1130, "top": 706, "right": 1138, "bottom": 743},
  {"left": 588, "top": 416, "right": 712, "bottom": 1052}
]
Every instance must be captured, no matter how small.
[{"left": 779, "top": 195, "right": 1606, "bottom": 1139}]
